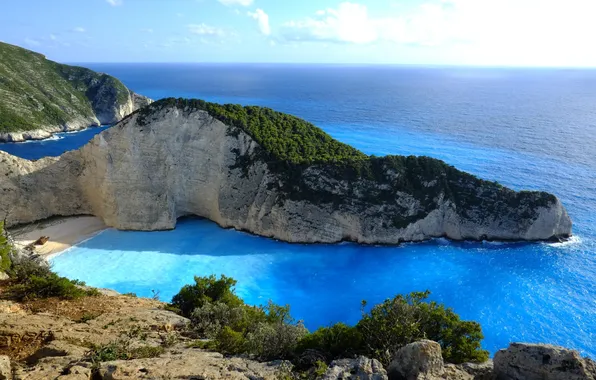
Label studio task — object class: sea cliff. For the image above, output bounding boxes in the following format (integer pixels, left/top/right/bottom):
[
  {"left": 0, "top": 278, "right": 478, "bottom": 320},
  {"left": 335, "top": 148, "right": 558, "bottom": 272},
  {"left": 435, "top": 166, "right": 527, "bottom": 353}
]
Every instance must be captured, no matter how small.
[
  {"left": 0, "top": 42, "right": 152, "bottom": 142},
  {"left": 0, "top": 98, "right": 572, "bottom": 243}
]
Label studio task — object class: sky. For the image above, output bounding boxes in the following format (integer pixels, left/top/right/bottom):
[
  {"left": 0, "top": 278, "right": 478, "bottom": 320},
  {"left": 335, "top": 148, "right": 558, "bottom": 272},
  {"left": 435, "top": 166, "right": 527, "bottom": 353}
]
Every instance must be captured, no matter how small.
[{"left": 1, "top": 0, "right": 596, "bottom": 66}]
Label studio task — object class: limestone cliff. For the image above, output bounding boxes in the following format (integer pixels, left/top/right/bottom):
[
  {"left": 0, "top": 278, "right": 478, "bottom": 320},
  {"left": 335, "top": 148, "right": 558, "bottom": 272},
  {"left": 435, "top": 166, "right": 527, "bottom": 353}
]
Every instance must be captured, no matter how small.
[
  {"left": 0, "top": 98, "right": 572, "bottom": 243},
  {"left": 0, "top": 42, "right": 152, "bottom": 142}
]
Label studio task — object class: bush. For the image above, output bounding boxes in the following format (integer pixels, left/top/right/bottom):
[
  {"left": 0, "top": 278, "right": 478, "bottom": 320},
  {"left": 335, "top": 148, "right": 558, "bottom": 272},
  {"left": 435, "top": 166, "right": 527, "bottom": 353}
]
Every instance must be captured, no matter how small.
[
  {"left": 296, "top": 323, "right": 363, "bottom": 361},
  {"left": 90, "top": 340, "right": 165, "bottom": 362},
  {"left": 0, "top": 222, "right": 12, "bottom": 272},
  {"left": 7, "top": 255, "right": 98, "bottom": 300},
  {"left": 190, "top": 301, "right": 246, "bottom": 338},
  {"left": 245, "top": 321, "right": 307, "bottom": 361},
  {"left": 171, "top": 274, "right": 243, "bottom": 317},
  {"left": 180, "top": 276, "right": 488, "bottom": 367},
  {"left": 357, "top": 291, "right": 488, "bottom": 365}
]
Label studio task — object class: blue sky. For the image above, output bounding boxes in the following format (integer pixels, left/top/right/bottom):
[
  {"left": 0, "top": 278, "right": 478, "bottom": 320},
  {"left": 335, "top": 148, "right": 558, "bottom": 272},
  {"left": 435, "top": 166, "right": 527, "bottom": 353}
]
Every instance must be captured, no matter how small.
[{"left": 1, "top": 0, "right": 595, "bottom": 66}]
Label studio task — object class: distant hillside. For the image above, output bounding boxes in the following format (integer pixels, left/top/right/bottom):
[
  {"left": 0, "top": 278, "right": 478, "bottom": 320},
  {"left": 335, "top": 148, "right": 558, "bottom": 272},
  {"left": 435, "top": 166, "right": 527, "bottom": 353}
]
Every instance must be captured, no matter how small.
[{"left": 0, "top": 42, "right": 151, "bottom": 141}]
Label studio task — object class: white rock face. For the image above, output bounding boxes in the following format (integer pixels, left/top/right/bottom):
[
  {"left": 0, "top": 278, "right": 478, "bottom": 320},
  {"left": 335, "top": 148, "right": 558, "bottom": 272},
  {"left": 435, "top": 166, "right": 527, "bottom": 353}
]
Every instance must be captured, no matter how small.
[{"left": 0, "top": 106, "right": 572, "bottom": 244}]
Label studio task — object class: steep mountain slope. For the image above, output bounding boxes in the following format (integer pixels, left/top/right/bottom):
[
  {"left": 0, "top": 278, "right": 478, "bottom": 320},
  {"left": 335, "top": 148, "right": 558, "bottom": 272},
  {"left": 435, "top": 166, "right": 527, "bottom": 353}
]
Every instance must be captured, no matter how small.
[
  {"left": 0, "top": 42, "right": 151, "bottom": 141},
  {"left": 0, "top": 98, "right": 572, "bottom": 243}
]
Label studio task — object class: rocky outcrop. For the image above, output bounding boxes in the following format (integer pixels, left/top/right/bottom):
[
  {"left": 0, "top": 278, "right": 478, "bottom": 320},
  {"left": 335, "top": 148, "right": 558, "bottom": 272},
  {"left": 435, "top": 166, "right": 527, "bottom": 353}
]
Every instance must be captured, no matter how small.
[
  {"left": 0, "top": 42, "right": 151, "bottom": 143},
  {"left": 322, "top": 357, "right": 388, "bottom": 380},
  {"left": 388, "top": 340, "right": 445, "bottom": 380},
  {"left": 0, "top": 99, "right": 572, "bottom": 244},
  {"left": 493, "top": 343, "right": 596, "bottom": 380}
]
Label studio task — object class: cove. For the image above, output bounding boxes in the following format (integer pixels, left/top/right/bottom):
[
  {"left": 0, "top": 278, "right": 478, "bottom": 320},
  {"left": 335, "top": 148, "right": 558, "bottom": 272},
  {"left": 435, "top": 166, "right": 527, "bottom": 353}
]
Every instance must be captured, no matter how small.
[{"left": 50, "top": 217, "right": 590, "bottom": 358}]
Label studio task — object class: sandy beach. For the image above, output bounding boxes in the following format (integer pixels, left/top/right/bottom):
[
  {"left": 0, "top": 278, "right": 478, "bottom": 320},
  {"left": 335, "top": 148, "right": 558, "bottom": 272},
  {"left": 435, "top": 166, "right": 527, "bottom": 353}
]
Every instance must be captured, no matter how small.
[{"left": 9, "top": 216, "right": 107, "bottom": 257}]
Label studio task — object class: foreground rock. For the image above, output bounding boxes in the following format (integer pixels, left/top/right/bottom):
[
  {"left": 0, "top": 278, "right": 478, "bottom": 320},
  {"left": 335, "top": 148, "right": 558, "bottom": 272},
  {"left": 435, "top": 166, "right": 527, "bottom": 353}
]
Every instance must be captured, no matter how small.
[
  {"left": 388, "top": 340, "right": 445, "bottom": 379},
  {"left": 494, "top": 343, "right": 596, "bottom": 380},
  {"left": 99, "top": 351, "right": 281, "bottom": 380},
  {"left": 0, "top": 99, "right": 572, "bottom": 244},
  {"left": 323, "top": 357, "right": 388, "bottom": 380}
]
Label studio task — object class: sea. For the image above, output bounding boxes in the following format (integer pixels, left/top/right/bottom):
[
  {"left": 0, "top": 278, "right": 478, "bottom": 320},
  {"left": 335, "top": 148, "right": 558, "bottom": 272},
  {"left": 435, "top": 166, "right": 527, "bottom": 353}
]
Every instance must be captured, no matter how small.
[{"left": 1, "top": 64, "right": 595, "bottom": 357}]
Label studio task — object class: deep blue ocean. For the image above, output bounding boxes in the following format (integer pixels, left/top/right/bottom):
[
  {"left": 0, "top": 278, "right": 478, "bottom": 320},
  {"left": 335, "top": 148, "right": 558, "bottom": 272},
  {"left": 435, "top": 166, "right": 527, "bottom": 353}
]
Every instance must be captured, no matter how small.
[{"left": 1, "top": 64, "right": 595, "bottom": 357}]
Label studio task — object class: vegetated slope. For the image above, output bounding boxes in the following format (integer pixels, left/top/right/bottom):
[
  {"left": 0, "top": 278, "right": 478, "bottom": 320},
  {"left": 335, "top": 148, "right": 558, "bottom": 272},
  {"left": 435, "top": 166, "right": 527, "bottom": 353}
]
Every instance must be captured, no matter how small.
[{"left": 0, "top": 41, "right": 150, "bottom": 134}]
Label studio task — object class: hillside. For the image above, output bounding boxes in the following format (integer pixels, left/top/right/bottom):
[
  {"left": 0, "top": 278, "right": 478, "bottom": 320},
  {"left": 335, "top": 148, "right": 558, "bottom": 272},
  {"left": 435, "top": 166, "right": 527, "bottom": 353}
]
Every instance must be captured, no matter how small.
[
  {"left": 0, "top": 42, "right": 151, "bottom": 141},
  {"left": 0, "top": 98, "right": 572, "bottom": 243}
]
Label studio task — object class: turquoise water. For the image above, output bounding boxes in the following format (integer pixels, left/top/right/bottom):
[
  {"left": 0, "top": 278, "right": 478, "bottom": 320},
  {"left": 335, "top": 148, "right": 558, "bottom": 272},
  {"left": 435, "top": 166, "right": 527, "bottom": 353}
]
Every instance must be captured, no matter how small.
[{"left": 2, "top": 65, "right": 594, "bottom": 357}]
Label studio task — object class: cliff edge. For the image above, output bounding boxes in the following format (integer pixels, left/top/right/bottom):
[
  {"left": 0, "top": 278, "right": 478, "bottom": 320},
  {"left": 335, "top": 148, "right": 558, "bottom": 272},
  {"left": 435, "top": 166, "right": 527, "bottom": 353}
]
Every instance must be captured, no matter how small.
[
  {"left": 0, "top": 42, "right": 152, "bottom": 142},
  {"left": 0, "top": 98, "right": 572, "bottom": 243}
]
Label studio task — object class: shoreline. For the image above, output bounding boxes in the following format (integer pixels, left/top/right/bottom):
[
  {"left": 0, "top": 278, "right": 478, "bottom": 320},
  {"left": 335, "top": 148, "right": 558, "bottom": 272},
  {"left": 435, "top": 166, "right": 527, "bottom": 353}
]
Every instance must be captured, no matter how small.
[
  {"left": 9, "top": 216, "right": 107, "bottom": 258},
  {"left": 0, "top": 123, "right": 102, "bottom": 144}
]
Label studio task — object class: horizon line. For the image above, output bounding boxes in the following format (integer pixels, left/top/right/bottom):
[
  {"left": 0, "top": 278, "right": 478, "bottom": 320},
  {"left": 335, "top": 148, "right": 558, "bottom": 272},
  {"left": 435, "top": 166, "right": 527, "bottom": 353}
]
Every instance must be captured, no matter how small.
[{"left": 66, "top": 61, "right": 596, "bottom": 70}]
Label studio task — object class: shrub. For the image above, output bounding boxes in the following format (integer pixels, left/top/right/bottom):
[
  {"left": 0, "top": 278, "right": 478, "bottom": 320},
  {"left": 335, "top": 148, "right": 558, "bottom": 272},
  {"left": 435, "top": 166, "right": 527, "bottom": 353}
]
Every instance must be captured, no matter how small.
[
  {"left": 0, "top": 222, "right": 12, "bottom": 272},
  {"left": 90, "top": 340, "right": 164, "bottom": 362},
  {"left": 215, "top": 326, "right": 246, "bottom": 355},
  {"left": 296, "top": 323, "right": 363, "bottom": 361},
  {"left": 357, "top": 291, "right": 488, "bottom": 365},
  {"left": 171, "top": 274, "right": 243, "bottom": 317},
  {"left": 245, "top": 321, "right": 308, "bottom": 361},
  {"left": 190, "top": 301, "right": 246, "bottom": 338},
  {"left": 7, "top": 255, "right": 97, "bottom": 300}
]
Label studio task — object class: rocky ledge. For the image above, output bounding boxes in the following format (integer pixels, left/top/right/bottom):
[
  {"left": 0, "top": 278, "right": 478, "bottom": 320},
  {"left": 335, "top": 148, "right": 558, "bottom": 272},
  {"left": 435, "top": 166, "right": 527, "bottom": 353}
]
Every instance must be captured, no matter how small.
[
  {"left": 0, "top": 98, "right": 572, "bottom": 244},
  {"left": 0, "top": 296, "right": 593, "bottom": 380}
]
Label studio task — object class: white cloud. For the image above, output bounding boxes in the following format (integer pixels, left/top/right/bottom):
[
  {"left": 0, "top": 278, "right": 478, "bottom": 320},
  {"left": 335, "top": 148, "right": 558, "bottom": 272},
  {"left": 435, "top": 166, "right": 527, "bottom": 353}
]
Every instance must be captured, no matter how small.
[
  {"left": 218, "top": 0, "right": 253, "bottom": 6},
  {"left": 24, "top": 38, "right": 40, "bottom": 46},
  {"left": 140, "top": 28, "right": 154, "bottom": 34},
  {"left": 49, "top": 34, "right": 57, "bottom": 41},
  {"left": 72, "top": 27, "right": 86, "bottom": 33},
  {"left": 280, "top": 0, "right": 596, "bottom": 66},
  {"left": 187, "top": 23, "right": 226, "bottom": 37},
  {"left": 248, "top": 9, "right": 271, "bottom": 36},
  {"left": 106, "top": 0, "right": 123, "bottom": 6},
  {"left": 282, "top": 3, "right": 377, "bottom": 44}
]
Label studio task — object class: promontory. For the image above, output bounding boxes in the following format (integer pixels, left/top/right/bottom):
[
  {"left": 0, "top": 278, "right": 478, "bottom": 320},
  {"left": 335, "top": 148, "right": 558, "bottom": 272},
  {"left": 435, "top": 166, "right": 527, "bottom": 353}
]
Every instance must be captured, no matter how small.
[
  {"left": 0, "top": 42, "right": 151, "bottom": 142},
  {"left": 0, "top": 98, "right": 572, "bottom": 244}
]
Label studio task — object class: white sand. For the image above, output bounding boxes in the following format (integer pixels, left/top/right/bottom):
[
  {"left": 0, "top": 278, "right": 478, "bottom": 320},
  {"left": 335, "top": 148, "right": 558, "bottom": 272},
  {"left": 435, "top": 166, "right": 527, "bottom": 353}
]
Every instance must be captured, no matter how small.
[{"left": 10, "top": 216, "right": 107, "bottom": 257}]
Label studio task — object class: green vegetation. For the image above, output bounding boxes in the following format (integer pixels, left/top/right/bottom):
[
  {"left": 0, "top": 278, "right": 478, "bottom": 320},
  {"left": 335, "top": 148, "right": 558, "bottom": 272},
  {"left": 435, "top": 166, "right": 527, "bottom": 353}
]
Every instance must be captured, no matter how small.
[
  {"left": 171, "top": 275, "right": 488, "bottom": 368},
  {"left": 0, "top": 222, "right": 100, "bottom": 300},
  {"left": 0, "top": 222, "right": 13, "bottom": 272},
  {"left": 137, "top": 98, "right": 366, "bottom": 166},
  {"left": 89, "top": 340, "right": 165, "bottom": 362},
  {"left": 0, "top": 41, "right": 131, "bottom": 133}
]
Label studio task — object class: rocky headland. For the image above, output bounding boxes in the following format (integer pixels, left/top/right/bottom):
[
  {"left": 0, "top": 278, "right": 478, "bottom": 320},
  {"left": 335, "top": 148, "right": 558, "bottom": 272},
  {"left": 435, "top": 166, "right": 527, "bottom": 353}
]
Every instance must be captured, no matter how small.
[
  {"left": 0, "top": 42, "right": 151, "bottom": 142},
  {"left": 0, "top": 98, "right": 571, "bottom": 244}
]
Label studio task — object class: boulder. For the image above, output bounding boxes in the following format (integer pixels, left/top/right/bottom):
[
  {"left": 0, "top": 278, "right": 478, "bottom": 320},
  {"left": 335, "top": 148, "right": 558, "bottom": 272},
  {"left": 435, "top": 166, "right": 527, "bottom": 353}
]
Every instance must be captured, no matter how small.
[
  {"left": 494, "top": 343, "right": 596, "bottom": 380},
  {"left": 322, "top": 357, "right": 388, "bottom": 380},
  {"left": 0, "top": 355, "right": 10, "bottom": 380},
  {"left": 32, "top": 236, "right": 49, "bottom": 246},
  {"left": 387, "top": 340, "right": 444, "bottom": 380}
]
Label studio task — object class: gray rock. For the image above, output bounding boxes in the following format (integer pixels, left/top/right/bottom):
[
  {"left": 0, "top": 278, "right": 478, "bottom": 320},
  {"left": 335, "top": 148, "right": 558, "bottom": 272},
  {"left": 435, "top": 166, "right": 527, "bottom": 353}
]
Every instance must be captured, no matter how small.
[
  {"left": 387, "top": 340, "right": 444, "bottom": 380},
  {"left": 57, "top": 365, "right": 91, "bottom": 380},
  {"left": 456, "top": 361, "right": 495, "bottom": 380},
  {"left": 494, "top": 343, "right": 596, "bottom": 380},
  {"left": 27, "top": 340, "right": 88, "bottom": 364},
  {"left": 0, "top": 102, "right": 572, "bottom": 244},
  {"left": 322, "top": 357, "right": 388, "bottom": 380},
  {"left": 0, "top": 355, "right": 10, "bottom": 380}
]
